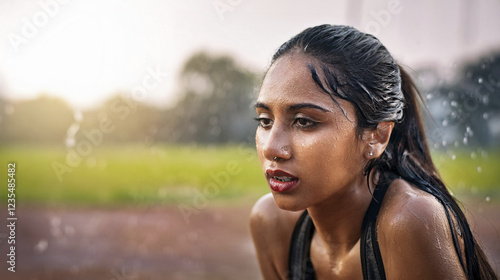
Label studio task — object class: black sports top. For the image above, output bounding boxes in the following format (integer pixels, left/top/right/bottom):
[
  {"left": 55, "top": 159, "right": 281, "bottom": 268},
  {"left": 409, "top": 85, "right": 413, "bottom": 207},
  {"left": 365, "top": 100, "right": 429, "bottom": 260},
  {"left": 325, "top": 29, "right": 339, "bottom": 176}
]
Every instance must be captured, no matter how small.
[{"left": 288, "top": 175, "right": 395, "bottom": 280}]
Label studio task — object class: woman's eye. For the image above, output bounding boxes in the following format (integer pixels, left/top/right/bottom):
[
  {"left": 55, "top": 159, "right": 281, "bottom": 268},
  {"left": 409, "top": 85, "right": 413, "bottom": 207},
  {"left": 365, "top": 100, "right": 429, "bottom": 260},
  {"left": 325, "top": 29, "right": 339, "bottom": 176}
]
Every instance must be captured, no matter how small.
[
  {"left": 254, "top": 117, "right": 273, "bottom": 128},
  {"left": 294, "top": 117, "right": 318, "bottom": 128}
]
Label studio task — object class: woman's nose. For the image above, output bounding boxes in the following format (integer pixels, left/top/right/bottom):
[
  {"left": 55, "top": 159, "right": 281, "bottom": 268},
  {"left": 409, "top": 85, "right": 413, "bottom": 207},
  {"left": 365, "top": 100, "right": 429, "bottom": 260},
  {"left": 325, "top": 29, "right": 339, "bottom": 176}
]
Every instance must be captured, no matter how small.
[{"left": 259, "top": 125, "right": 292, "bottom": 162}]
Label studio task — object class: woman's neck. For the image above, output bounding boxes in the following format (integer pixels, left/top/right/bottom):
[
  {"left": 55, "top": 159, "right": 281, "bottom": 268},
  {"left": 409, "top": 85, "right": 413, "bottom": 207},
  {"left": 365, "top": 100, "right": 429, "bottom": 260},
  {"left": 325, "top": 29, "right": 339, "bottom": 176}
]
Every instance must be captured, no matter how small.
[{"left": 306, "top": 173, "right": 375, "bottom": 257}]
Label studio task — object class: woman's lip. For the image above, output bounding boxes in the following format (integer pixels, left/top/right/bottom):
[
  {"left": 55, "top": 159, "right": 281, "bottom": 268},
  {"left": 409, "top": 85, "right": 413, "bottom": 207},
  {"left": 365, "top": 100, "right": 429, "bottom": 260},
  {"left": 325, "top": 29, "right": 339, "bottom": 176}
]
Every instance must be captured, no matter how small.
[
  {"left": 265, "top": 169, "right": 299, "bottom": 192},
  {"left": 266, "top": 169, "right": 298, "bottom": 178}
]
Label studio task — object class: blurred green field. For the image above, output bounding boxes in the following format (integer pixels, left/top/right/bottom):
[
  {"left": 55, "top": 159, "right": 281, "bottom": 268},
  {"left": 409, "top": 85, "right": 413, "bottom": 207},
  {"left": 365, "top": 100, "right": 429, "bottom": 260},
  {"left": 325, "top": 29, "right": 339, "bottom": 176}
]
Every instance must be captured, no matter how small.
[
  {"left": 0, "top": 145, "right": 498, "bottom": 206},
  {"left": 432, "top": 149, "right": 500, "bottom": 199},
  {"left": 0, "top": 144, "right": 267, "bottom": 206}
]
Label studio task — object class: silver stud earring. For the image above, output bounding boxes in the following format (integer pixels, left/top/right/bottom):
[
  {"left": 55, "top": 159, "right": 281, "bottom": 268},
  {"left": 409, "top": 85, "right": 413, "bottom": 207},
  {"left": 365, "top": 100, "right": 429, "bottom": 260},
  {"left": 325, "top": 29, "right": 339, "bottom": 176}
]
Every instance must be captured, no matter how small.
[
  {"left": 369, "top": 151, "right": 374, "bottom": 157},
  {"left": 273, "top": 157, "right": 278, "bottom": 161},
  {"left": 282, "top": 146, "right": 289, "bottom": 151}
]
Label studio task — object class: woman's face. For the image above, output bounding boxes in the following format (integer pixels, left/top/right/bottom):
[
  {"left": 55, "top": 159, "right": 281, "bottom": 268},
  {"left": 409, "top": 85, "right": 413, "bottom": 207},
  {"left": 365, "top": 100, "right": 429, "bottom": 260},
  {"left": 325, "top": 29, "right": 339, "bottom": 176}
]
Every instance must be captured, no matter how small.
[{"left": 255, "top": 52, "right": 369, "bottom": 211}]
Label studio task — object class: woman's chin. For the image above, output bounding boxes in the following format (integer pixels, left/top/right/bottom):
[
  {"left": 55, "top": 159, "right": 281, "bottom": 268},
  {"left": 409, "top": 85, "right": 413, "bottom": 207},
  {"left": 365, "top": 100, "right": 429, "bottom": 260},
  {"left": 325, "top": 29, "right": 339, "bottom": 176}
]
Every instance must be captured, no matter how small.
[{"left": 272, "top": 194, "right": 307, "bottom": 212}]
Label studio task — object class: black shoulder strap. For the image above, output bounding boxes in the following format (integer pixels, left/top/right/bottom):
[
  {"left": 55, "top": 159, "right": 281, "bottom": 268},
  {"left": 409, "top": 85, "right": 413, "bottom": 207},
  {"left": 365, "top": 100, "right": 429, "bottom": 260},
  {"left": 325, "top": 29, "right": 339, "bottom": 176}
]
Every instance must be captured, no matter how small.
[
  {"left": 360, "top": 174, "right": 398, "bottom": 280},
  {"left": 288, "top": 210, "right": 316, "bottom": 280}
]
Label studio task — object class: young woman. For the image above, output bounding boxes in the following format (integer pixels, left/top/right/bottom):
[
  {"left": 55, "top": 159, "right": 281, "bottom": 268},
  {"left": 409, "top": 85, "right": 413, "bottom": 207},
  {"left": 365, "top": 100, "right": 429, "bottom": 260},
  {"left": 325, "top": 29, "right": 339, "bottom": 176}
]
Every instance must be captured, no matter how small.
[{"left": 249, "top": 25, "right": 497, "bottom": 280}]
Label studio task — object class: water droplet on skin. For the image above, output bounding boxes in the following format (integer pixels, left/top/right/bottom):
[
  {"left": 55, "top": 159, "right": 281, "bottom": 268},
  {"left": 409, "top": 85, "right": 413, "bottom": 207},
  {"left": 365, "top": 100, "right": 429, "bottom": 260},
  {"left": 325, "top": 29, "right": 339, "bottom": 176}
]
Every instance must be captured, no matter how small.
[
  {"left": 486, "top": 196, "right": 491, "bottom": 202},
  {"left": 477, "top": 166, "right": 482, "bottom": 173},
  {"left": 478, "top": 78, "right": 483, "bottom": 84}
]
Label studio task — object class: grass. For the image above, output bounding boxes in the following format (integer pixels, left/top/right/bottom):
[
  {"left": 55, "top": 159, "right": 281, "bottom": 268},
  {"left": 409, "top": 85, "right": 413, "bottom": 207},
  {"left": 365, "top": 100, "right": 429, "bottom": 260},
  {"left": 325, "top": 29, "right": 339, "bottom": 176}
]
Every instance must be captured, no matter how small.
[
  {"left": 431, "top": 149, "right": 500, "bottom": 199},
  {"left": 0, "top": 144, "right": 498, "bottom": 206},
  {"left": 0, "top": 144, "right": 267, "bottom": 206}
]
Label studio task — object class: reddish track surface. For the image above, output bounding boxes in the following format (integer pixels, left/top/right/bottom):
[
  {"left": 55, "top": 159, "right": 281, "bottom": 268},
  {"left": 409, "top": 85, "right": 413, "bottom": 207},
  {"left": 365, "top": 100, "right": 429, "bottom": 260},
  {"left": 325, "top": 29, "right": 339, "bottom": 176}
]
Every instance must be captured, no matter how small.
[{"left": 0, "top": 199, "right": 498, "bottom": 280}]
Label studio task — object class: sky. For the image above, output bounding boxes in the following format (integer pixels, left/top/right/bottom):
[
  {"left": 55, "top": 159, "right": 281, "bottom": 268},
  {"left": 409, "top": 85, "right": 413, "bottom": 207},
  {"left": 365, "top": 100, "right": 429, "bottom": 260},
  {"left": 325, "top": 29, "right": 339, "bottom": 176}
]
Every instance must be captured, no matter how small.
[{"left": 0, "top": 0, "right": 499, "bottom": 109}]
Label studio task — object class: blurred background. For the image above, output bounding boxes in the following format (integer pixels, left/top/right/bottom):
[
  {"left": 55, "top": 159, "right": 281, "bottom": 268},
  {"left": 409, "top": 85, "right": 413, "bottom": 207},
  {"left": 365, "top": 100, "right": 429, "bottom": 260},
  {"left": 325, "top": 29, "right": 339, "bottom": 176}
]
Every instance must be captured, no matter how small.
[{"left": 0, "top": 0, "right": 499, "bottom": 279}]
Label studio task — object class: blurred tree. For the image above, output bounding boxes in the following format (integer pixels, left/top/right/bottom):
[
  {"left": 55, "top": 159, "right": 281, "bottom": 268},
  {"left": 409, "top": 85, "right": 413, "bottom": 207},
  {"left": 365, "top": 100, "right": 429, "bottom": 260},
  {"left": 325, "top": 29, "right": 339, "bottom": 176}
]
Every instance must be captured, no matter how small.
[
  {"left": 160, "top": 51, "right": 258, "bottom": 144},
  {"left": 78, "top": 94, "right": 165, "bottom": 144},
  {"left": 0, "top": 95, "right": 74, "bottom": 144},
  {"left": 423, "top": 51, "right": 500, "bottom": 148}
]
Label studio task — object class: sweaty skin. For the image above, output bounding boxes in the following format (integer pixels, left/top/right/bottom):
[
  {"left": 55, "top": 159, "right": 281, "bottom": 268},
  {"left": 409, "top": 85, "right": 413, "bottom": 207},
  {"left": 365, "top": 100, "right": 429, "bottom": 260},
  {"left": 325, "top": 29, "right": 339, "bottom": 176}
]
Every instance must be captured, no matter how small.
[{"left": 249, "top": 52, "right": 467, "bottom": 279}]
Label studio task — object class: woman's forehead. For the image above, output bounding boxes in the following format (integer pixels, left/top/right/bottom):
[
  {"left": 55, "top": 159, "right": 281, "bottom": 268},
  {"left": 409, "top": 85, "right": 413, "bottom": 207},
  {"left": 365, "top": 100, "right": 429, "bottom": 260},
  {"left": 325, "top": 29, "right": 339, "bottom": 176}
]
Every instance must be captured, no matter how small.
[{"left": 258, "top": 53, "right": 336, "bottom": 108}]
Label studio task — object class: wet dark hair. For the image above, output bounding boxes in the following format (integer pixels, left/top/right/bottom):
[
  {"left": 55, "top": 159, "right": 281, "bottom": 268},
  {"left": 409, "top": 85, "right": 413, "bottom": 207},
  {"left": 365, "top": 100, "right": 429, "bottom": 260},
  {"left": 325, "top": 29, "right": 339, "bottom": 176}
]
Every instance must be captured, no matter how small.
[{"left": 270, "top": 24, "right": 497, "bottom": 279}]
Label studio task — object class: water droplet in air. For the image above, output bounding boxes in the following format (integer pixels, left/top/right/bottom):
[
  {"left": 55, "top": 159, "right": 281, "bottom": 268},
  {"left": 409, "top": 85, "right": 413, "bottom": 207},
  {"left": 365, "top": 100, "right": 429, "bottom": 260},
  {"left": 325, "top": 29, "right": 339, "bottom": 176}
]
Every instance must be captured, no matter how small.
[
  {"left": 426, "top": 93, "right": 433, "bottom": 100},
  {"left": 34, "top": 239, "right": 48, "bottom": 253},
  {"left": 442, "top": 120, "right": 448, "bottom": 126},
  {"left": 451, "top": 154, "right": 456, "bottom": 160},
  {"left": 451, "top": 101, "right": 458, "bottom": 107},
  {"left": 463, "top": 137, "right": 468, "bottom": 145},
  {"left": 482, "top": 96, "right": 489, "bottom": 105},
  {"left": 471, "top": 152, "right": 477, "bottom": 159},
  {"left": 485, "top": 196, "right": 491, "bottom": 202},
  {"left": 483, "top": 113, "right": 489, "bottom": 120},
  {"left": 478, "top": 77, "right": 483, "bottom": 84},
  {"left": 74, "top": 110, "right": 83, "bottom": 122},
  {"left": 477, "top": 166, "right": 482, "bottom": 173}
]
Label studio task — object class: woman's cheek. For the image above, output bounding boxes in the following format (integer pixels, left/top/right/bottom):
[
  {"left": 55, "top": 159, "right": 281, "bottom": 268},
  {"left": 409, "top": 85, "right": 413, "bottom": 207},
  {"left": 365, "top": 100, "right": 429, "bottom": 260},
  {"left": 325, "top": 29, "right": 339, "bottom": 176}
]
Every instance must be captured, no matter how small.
[{"left": 255, "top": 131, "right": 267, "bottom": 162}]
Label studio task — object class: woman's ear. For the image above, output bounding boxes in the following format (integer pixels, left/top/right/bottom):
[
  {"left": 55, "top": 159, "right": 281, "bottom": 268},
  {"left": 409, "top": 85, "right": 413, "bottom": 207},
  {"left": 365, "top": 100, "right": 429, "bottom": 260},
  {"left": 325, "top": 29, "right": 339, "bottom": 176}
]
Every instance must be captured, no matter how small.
[{"left": 362, "top": 122, "right": 394, "bottom": 159}]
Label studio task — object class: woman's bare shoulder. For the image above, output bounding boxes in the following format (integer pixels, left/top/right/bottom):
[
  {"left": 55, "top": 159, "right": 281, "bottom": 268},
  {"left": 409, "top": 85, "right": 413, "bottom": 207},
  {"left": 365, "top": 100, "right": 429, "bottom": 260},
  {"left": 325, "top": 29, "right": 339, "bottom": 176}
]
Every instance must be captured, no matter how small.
[
  {"left": 377, "top": 179, "right": 466, "bottom": 279},
  {"left": 249, "top": 193, "right": 304, "bottom": 244},
  {"left": 249, "top": 193, "right": 304, "bottom": 278}
]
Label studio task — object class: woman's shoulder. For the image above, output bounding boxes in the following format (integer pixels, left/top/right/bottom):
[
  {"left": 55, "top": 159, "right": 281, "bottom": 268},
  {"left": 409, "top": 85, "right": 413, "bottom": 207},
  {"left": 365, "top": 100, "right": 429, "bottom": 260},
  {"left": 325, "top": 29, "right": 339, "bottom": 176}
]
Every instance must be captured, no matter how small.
[
  {"left": 249, "top": 193, "right": 304, "bottom": 278},
  {"left": 378, "top": 178, "right": 446, "bottom": 228},
  {"left": 249, "top": 193, "right": 304, "bottom": 242},
  {"left": 376, "top": 178, "right": 466, "bottom": 279}
]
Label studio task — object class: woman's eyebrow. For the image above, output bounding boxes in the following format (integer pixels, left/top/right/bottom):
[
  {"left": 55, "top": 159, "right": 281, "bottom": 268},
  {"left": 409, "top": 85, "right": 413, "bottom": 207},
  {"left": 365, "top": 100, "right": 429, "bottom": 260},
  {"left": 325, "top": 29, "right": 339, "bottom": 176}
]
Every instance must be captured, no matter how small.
[
  {"left": 254, "top": 102, "right": 269, "bottom": 110},
  {"left": 288, "top": 103, "right": 330, "bottom": 112},
  {"left": 254, "top": 102, "right": 330, "bottom": 113}
]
